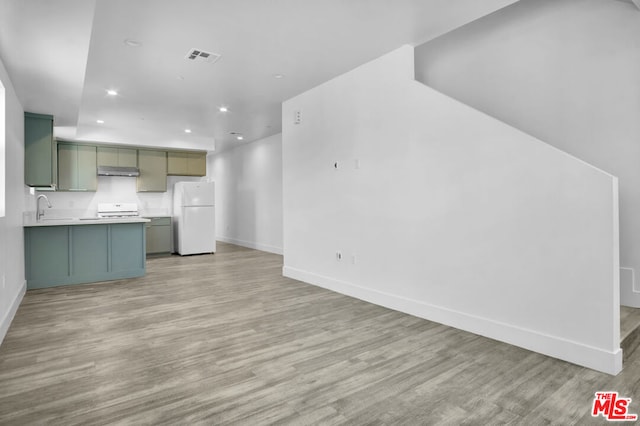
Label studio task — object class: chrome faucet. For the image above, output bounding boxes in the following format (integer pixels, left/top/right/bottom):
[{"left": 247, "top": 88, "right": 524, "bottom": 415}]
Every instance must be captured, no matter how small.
[{"left": 36, "top": 194, "right": 52, "bottom": 221}]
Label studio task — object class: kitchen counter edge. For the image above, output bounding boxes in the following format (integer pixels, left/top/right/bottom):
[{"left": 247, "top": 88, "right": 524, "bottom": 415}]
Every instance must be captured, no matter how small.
[{"left": 24, "top": 217, "right": 151, "bottom": 227}]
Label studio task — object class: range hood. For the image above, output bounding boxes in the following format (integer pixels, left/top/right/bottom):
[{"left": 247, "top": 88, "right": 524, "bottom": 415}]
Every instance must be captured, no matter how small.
[{"left": 97, "top": 165, "right": 140, "bottom": 177}]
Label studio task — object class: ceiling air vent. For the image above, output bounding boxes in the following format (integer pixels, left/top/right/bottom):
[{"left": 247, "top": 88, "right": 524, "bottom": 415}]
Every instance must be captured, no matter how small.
[{"left": 185, "top": 48, "right": 221, "bottom": 64}]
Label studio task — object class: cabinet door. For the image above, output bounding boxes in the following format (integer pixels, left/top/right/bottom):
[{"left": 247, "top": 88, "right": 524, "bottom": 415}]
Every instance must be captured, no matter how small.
[
  {"left": 71, "top": 225, "right": 108, "bottom": 276},
  {"left": 111, "top": 223, "right": 145, "bottom": 271},
  {"left": 187, "top": 152, "right": 207, "bottom": 176},
  {"left": 58, "top": 144, "right": 97, "bottom": 191},
  {"left": 137, "top": 149, "right": 167, "bottom": 192},
  {"left": 168, "top": 151, "right": 206, "bottom": 176},
  {"left": 97, "top": 146, "right": 137, "bottom": 167},
  {"left": 167, "top": 151, "right": 189, "bottom": 175},
  {"left": 146, "top": 221, "right": 171, "bottom": 254},
  {"left": 145, "top": 222, "right": 155, "bottom": 252},
  {"left": 77, "top": 145, "right": 97, "bottom": 191},
  {"left": 57, "top": 143, "right": 77, "bottom": 190},
  {"left": 24, "top": 113, "right": 55, "bottom": 187},
  {"left": 155, "top": 225, "right": 171, "bottom": 253},
  {"left": 24, "top": 226, "right": 70, "bottom": 287},
  {"left": 118, "top": 148, "right": 138, "bottom": 167},
  {"left": 97, "top": 147, "right": 118, "bottom": 166}
]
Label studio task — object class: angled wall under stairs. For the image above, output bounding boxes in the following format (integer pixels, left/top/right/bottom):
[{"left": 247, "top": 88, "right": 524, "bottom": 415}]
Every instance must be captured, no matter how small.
[
  {"left": 414, "top": 0, "right": 640, "bottom": 308},
  {"left": 282, "top": 45, "right": 620, "bottom": 374}
]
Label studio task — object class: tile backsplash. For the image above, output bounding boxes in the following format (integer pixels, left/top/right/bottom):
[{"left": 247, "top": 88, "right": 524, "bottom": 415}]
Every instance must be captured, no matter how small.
[{"left": 27, "top": 175, "right": 207, "bottom": 218}]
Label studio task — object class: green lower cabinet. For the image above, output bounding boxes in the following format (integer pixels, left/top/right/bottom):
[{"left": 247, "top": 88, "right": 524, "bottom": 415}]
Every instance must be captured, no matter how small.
[
  {"left": 24, "top": 223, "right": 146, "bottom": 289},
  {"left": 71, "top": 225, "right": 109, "bottom": 279},
  {"left": 111, "top": 223, "right": 146, "bottom": 270},
  {"left": 145, "top": 217, "right": 172, "bottom": 255},
  {"left": 25, "top": 226, "right": 70, "bottom": 283}
]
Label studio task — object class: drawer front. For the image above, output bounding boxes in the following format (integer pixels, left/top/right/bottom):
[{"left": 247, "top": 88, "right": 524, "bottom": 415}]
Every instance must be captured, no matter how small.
[{"left": 150, "top": 217, "right": 171, "bottom": 226}]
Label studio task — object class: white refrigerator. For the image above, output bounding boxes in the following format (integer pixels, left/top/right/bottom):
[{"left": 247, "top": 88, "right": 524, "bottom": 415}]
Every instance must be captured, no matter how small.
[{"left": 173, "top": 181, "right": 216, "bottom": 255}]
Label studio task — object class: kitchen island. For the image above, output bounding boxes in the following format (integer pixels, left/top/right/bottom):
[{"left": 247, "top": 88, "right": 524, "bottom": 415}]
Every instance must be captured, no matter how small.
[{"left": 24, "top": 217, "right": 150, "bottom": 289}]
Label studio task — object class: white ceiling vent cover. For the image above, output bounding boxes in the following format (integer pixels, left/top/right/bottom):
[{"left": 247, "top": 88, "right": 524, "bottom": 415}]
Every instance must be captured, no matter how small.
[{"left": 185, "top": 48, "right": 221, "bottom": 64}]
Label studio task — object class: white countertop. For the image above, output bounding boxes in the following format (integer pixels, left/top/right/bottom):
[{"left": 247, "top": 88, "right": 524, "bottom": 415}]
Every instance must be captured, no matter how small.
[{"left": 24, "top": 217, "right": 151, "bottom": 227}]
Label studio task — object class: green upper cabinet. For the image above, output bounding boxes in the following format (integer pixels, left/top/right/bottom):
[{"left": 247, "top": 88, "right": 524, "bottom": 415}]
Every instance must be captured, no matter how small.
[
  {"left": 97, "top": 146, "right": 137, "bottom": 167},
  {"left": 57, "top": 143, "right": 97, "bottom": 191},
  {"left": 167, "top": 151, "right": 207, "bottom": 176},
  {"left": 167, "top": 151, "right": 187, "bottom": 175},
  {"left": 24, "top": 112, "right": 57, "bottom": 188},
  {"left": 137, "top": 149, "right": 167, "bottom": 192}
]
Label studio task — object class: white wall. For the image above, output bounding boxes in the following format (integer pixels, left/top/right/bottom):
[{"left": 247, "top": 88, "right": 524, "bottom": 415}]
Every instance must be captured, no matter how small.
[
  {"left": 0, "top": 80, "right": 5, "bottom": 218},
  {"left": 209, "top": 134, "right": 283, "bottom": 254},
  {"left": 0, "top": 55, "right": 28, "bottom": 345},
  {"left": 282, "top": 46, "right": 621, "bottom": 374},
  {"left": 414, "top": 0, "right": 640, "bottom": 306}
]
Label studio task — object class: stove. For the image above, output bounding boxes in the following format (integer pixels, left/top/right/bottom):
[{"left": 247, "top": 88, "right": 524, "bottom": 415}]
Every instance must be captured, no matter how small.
[{"left": 97, "top": 203, "right": 139, "bottom": 218}]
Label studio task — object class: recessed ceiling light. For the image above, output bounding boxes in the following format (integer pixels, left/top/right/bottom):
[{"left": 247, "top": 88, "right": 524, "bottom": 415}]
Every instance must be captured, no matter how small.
[
  {"left": 273, "top": 74, "right": 285, "bottom": 79},
  {"left": 107, "top": 89, "right": 118, "bottom": 96},
  {"left": 124, "top": 39, "right": 142, "bottom": 47},
  {"left": 185, "top": 129, "right": 192, "bottom": 134},
  {"left": 219, "top": 106, "right": 228, "bottom": 112},
  {"left": 96, "top": 120, "right": 104, "bottom": 124},
  {"left": 236, "top": 135, "right": 244, "bottom": 140}
]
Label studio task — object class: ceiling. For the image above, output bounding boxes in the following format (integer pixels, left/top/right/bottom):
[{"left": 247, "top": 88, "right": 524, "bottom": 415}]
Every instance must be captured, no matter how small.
[{"left": 0, "top": 0, "right": 519, "bottom": 153}]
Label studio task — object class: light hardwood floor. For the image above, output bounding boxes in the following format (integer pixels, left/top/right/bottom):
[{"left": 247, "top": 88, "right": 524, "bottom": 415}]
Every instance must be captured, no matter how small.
[
  {"left": 622, "top": 306, "right": 640, "bottom": 341},
  {"left": 1, "top": 242, "right": 639, "bottom": 425}
]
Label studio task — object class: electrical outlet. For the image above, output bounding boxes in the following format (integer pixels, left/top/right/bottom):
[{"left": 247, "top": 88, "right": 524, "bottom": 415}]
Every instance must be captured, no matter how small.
[
  {"left": 351, "top": 255, "right": 357, "bottom": 265},
  {"left": 354, "top": 159, "right": 360, "bottom": 169}
]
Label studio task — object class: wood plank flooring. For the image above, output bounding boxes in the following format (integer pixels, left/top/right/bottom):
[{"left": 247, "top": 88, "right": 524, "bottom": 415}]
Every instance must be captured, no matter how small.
[
  {"left": 1, "top": 242, "right": 640, "bottom": 425},
  {"left": 622, "top": 306, "right": 640, "bottom": 340}
]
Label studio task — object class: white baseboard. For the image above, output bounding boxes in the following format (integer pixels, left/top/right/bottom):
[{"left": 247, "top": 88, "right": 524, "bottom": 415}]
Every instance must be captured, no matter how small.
[
  {"left": 283, "top": 266, "right": 622, "bottom": 375},
  {"left": 0, "top": 280, "right": 26, "bottom": 347},
  {"left": 218, "top": 236, "right": 283, "bottom": 255}
]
